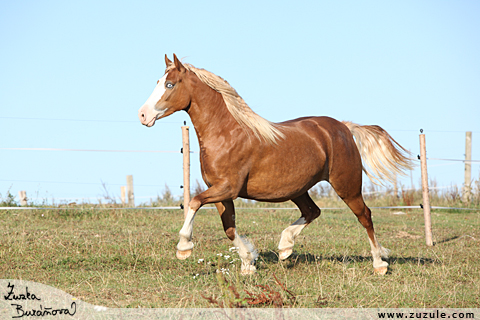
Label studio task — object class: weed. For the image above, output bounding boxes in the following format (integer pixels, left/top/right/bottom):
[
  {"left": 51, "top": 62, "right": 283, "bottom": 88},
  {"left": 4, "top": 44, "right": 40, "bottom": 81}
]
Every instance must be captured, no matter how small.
[
  {"left": 192, "top": 179, "right": 207, "bottom": 198},
  {"left": 201, "top": 272, "right": 295, "bottom": 308},
  {"left": 401, "top": 189, "right": 414, "bottom": 207},
  {"left": 0, "top": 188, "right": 18, "bottom": 207}
]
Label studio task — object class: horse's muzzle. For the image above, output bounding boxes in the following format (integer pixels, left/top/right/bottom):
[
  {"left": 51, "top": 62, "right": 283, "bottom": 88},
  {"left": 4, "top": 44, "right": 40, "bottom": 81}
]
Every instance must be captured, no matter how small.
[{"left": 138, "top": 105, "right": 156, "bottom": 127}]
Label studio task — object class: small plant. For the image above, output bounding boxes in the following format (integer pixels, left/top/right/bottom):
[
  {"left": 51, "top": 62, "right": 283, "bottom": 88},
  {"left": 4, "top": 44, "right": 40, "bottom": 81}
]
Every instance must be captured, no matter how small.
[
  {"left": 162, "top": 184, "right": 174, "bottom": 203},
  {"left": 192, "top": 179, "right": 206, "bottom": 198},
  {"left": 0, "top": 188, "right": 18, "bottom": 207},
  {"left": 473, "top": 170, "right": 480, "bottom": 206},
  {"left": 100, "top": 180, "right": 117, "bottom": 205},
  {"left": 447, "top": 184, "right": 460, "bottom": 204},
  {"left": 150, "top": 184, "right": 177, "bottom": 207},
  {"left": 244, "top": 284, "right": 283, "bottom": 307},
  {"left": 401, "top": 188, "right": 414, "bottom": 207},
  {"left": 200, "top": 272, "right": 246, "bottom": 308},
  {"left": 244, "top": 274, "right": 296, "bottom": 307},
  {"left": 201, "top": 273, "right": 295, "bottom": 308}
]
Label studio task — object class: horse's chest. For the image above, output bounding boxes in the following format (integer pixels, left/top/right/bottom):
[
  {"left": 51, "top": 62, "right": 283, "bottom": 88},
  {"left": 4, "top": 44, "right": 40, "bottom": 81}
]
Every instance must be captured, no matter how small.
[
  {"left": 198, "top": 147, "right": 249, "bottom": 186},
  {"left": 198, "top": 150, "right": 225, "bottom": 187}
]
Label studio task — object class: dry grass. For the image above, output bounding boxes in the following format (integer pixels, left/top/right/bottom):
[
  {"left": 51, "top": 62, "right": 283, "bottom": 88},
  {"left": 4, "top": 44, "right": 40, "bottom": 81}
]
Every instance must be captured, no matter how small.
[{"left": 0, "top": 205, "right": 479, "bottom": 308}]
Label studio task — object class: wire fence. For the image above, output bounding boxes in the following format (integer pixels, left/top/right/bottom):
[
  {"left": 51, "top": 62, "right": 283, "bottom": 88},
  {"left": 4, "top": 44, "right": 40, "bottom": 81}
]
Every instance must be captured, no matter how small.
[
  {"left": 1, "top": 147, "right": 477, "bottom": 202},
  {"left": 1, "top": 117, "right": 478, "bottom": 207}
]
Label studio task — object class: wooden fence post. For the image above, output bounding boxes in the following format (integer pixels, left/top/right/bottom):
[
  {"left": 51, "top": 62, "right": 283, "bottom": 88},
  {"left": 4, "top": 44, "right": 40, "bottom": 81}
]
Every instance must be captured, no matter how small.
[
  {"left": 18, "top": 191, "right": 27, "bottom": 206},
  {"left": 127, "top": 175, "right": 134, "bottom": 207},
  {"left": 419, "top": 132, "right": 433, "bottom": 246},
  {"left": 182, "top": 125, "right": 190, "bottom": 218},
  {"left": 463, "top": 131, "right": 472, "bottom": 203},
  {"left": 120, "top": 186, "right": 126, "bottom": 206}
]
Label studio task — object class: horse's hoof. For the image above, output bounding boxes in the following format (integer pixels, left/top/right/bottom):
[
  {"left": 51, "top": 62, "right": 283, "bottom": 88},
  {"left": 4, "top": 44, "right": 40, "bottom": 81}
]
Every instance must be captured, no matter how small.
[
  {"left": 240, "top": 262, "right": 257, "bottom": 275},
  {"left": 176, "top": 249, "right": 192, "bottom": 260},
  {"left": 240, "top": 267, "right": 257, "bottom": 276},
  {"left": 374, "top": 267, "right": 388, "bottom": 275},
  {"left": 278, "top": 248, "right": 293, "bottom": 260}
]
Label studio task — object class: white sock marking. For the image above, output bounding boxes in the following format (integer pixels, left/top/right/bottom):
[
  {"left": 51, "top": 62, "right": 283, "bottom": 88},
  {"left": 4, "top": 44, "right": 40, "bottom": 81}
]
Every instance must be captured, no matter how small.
[
  {"left": 278, "top": 217, "right": 307, "bottom": 250},
  {"left": 177, "top": 207, "right": 196, "bottom": 251},
  {"left": 233, "top": 231, "right": 258, "bottom": 272}
]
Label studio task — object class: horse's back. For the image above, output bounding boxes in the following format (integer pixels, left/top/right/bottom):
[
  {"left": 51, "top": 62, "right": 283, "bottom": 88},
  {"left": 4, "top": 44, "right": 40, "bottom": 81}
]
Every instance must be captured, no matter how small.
[
  {"left": 279, "top": 116, "right": 348, "bottom": 136},
  {"left": 242, "top": 116, "right": 361, "bottom": 201},
  {"left": 283, "top": 115, "right": 363, "bottom": 170},
  {"left": 280, "top": 116, "right": 364, "bottom": 196},
  {"left": 279, "top": 116, "right": 359, "bottom": 160}
]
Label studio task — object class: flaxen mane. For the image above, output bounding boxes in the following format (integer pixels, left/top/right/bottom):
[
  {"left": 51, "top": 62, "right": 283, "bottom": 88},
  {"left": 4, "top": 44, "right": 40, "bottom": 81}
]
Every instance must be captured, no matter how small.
[{"left": 167, "top": 63, "right": 284, "bottom": 144}]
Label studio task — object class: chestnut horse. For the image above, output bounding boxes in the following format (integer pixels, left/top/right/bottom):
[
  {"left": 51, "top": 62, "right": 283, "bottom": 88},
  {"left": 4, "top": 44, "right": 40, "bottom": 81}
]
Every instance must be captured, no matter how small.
[{"left": 138, "top": 54, "right": 413, "bottom": 275}]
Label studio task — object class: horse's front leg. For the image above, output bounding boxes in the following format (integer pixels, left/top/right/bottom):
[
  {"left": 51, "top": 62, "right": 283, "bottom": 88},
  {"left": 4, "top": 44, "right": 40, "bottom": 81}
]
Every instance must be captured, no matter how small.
[
  {"left": 176, "top": 206, "right": 197, "bottom": 259},
  {"left": 176, "top": 182, "right": 234, "bottom": 260},
  {"left": 215, "top": 201, "right": 258, "bottom": 275}
]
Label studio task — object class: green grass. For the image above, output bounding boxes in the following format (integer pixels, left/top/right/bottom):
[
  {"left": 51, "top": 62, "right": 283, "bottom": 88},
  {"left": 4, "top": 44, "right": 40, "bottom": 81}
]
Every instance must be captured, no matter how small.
[{"left": 0, "top": 206, "right": 479, "bottom": 308}]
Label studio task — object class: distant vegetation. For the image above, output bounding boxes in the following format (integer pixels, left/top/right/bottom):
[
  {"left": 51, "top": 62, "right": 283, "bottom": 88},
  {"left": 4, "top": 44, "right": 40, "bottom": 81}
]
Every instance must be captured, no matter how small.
[
  {"left": 2, "top": 173, "right": 480, "bottom": 209},
  {"left": 0, "top": 188, "right": 18, "bottom": 207}
]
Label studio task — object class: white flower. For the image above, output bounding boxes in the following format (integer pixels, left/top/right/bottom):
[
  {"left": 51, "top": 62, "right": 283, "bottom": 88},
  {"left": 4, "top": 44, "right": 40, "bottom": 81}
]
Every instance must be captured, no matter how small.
[
  {"left": 229, "top": 247, "right": 238, "bottom": 252},
  {"left": 217, "top": 253, "right": 223, "bottom": 257},
  {"left": 224, "top": 255, "right": 230, "bottom": 259},
  {"left": 197, "top": 259, "right": 204, "bottom": 263},
  {"left": 217, "top": 267, "right": 230, "bottom": 275}
]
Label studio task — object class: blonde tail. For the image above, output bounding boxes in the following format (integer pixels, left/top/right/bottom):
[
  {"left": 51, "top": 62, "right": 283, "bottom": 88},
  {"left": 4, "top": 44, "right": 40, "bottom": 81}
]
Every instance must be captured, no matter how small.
[{"left": 342, "top": 121, "right": 414, "bottom": 186}]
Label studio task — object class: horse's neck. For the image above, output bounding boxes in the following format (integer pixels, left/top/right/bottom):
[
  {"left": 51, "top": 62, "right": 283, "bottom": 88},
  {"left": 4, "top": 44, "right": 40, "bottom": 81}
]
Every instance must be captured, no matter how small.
[{"left": 187, "top": 84, "right": 247, "bottom": 146}]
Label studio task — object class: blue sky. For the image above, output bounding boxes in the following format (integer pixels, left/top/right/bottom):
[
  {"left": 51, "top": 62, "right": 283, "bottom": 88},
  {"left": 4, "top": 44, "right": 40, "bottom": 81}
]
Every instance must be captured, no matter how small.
[{"left": 1, "top": 1, "right": 479, "bottom": 205}]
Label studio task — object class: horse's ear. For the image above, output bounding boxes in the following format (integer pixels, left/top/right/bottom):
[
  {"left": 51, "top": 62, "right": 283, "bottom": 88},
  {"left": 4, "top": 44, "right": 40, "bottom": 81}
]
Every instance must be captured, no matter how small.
[
  {"left": 173, "top": 53, "right": 186, "bottom": 73},
  {"left": 165, "top": 54, "right": 173, "bottom": 68}
]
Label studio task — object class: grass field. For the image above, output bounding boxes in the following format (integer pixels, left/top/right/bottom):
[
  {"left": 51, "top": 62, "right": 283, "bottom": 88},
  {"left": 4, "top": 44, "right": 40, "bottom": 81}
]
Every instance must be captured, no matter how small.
[{"left": 1, "top": 204, "right": 479, "bottom": 309}]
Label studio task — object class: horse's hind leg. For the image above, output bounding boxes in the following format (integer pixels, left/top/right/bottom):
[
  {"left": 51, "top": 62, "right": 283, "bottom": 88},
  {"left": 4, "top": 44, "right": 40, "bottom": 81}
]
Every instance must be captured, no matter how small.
[
  {"left": 215, "top": 201, "right": 258, "bottom": 275},
  {"left": 278, "top": 192, "right": 321, "bottom": 260},
  {"left": 348, "top": 197, "right": 389, "bottom": 274},
  {"left": 333, "top": 184, "right": 390, "bottom": 274}
]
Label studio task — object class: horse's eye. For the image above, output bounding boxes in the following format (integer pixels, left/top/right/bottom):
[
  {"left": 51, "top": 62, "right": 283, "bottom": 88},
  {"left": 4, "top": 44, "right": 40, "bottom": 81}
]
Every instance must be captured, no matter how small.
[{"left": 166, "top": 82, "right": 174, "bottom": 89}]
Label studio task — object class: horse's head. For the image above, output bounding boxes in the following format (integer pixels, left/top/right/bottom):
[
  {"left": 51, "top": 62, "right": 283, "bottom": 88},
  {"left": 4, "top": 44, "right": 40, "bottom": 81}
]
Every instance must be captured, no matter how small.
[{"left": 138, "top": 54, "right": 191, "bottom": 127}]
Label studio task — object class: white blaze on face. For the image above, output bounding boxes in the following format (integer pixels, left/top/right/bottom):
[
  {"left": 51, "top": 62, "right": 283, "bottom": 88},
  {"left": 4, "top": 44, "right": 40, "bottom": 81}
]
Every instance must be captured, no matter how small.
[
  {"left": 138, "top": 73, "right": 169, "bottom": 127},
  {"left": 146, "top": 74, "right": 168, "bottom": 110}
]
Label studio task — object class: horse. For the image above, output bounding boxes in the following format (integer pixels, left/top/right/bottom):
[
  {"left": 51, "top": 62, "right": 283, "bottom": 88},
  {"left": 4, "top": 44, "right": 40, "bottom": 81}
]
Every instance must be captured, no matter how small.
[{"left": 138, "top": 54, "right": 413, "bottom": 275}]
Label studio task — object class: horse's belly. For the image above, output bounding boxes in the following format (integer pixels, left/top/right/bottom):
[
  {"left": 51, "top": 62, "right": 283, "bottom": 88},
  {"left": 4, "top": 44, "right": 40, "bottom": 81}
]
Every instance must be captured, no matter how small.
[{"left": 240, "top": 150, "right": 327, "bottom": 202}]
